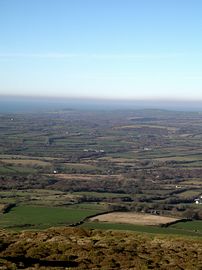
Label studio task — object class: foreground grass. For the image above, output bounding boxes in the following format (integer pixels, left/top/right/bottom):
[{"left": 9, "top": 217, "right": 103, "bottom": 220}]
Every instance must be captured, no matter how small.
[{"left": 0, "top": 227, "right": 201, "bottom": 269}]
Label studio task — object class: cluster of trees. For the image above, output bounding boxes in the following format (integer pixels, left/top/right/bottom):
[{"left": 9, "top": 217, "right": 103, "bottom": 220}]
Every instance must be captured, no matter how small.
[{"left": 0, "top": 175, "right": 50, "bottom": 190}]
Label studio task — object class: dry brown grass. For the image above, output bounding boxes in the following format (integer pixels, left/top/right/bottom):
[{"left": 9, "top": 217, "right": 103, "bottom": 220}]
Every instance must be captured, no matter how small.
[
  {"left": 113, "top": 124, "right": 177, "bottom": 131},
  {"left": 0, "top": 204, "right": 6, "bottom": 213},
  {"left": 90, "top": 212, "right": 179, "bottom": 226},
  {"left": 0, "top": 227, "right": 201, "bottom": 269},
  {"left": 1, "top": 159, "right": 51, "bottom": 166},
  {"left": 52, "top": 173, "right": 122, "bottom": 181},
  {"left": 98, "top": 156, "right": 137, "bottom": 163}
]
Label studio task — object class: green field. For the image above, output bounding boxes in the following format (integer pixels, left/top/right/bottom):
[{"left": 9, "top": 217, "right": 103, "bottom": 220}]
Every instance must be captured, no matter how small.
[
  {"left": 170, "top": 220, "right": 202, "bottom": 231},
  {"left": 82, "top": 221, "right": 202, "bottom": 237},
  {"left": 68, "top": 202, "right": 107, "bottom": 211},
  {"left": 0, "top": 165, "right": 36, "bottom": 174},
  {"left": 0, "top": 205, "right": 100, "bottom": 230}
]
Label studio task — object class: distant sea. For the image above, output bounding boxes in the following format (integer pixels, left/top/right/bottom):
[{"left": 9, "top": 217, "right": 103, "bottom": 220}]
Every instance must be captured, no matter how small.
[{"left": 0, "top": 96, "right": 202, "bottom": 113}]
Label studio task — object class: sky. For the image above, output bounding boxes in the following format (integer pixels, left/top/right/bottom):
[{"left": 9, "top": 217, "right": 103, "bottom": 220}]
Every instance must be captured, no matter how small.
[{"left": 0, "top": 0, "right": 202, "bottom": 101}]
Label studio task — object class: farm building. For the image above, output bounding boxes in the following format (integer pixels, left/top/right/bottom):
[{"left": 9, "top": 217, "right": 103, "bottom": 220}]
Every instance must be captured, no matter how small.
[{"left": 194, "top": 196, "right": 202, "bottom": 204}]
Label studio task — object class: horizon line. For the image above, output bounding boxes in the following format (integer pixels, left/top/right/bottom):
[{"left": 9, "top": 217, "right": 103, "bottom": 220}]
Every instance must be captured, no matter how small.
[{"left": 1, "top": 94, "right": 202, "bottom": 103}]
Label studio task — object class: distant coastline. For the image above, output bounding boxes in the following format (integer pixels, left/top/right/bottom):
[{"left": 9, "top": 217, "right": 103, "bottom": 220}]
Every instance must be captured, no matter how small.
[{"left": 0, "top": 95, "right": 202, "bottom": 113}]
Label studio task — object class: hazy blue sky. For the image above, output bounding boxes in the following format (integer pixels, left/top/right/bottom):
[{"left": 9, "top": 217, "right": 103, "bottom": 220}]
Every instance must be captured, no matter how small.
[{"left": 0, "top": 0, "right": 202, "bottom": 100}]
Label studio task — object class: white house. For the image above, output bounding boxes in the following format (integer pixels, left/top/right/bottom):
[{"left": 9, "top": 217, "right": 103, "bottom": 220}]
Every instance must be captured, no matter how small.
[{"left": 194, "top": 198, "right": 202, "bottom": 204}]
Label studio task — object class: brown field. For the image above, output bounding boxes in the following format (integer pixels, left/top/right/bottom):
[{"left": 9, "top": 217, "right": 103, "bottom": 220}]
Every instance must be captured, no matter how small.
[
  {"left": 178, "top": 190, "right": 201, "bottom": 198},
  {"left": 183, "top": 179, "right": 202, "bottom": 185},
  {"left": 98, "top": 156, "right": 137, "bottom": 163},
  {"left": 0, "top": 204, "right": 6, "bottom": 213},
  {"left": 53, "top": 173, "right": 122, "bottom": 181},
  {"left": 154, "top": 156, "right": 202, "bottom": 162},
  {"left": 90, "top": 212, "right": 179, "bottom": 226},
  {"left": 63, "top": 163, "right": 97, "bottom": 169},
  {"left": 1, "top": 159, "right": 51, "bottom": 166},
  {"left": 113, "top": 124, "right": 177, "bottom": 131},
  {"left": 0, "top": 154, "right": 60, "bottom": 161}
]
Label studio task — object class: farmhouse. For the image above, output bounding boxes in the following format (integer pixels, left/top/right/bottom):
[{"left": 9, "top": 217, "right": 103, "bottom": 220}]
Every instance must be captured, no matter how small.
[{"left": 194, "top": 196, "right": 202, "bottom": 204}]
